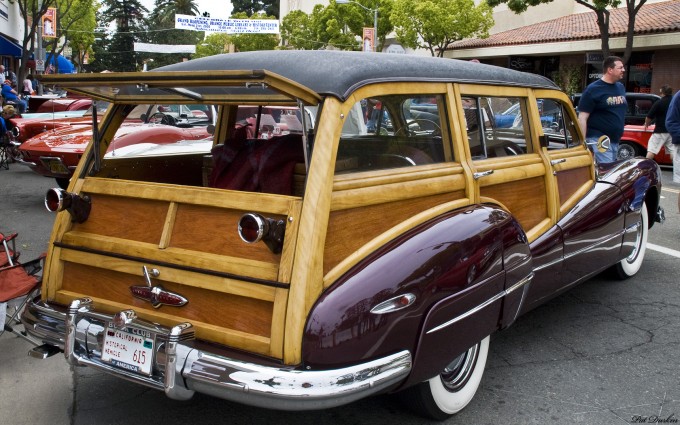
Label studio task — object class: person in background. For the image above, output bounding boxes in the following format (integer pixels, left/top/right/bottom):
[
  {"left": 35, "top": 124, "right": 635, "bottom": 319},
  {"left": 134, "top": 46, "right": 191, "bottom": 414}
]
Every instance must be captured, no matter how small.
[
  {"left": 1, "top": 80, "right": 27, "bottom": 114},
  {"left": 22, "top": 74, "right": 35, "bottom": 96},
  {"left": 0, "top": 64, "right": 17, "bottom": 87},
  {"left": 665, "top": 89, "right": 680, "bottom": 213},
  {"left": 644, "top": 85, "right": 674, "bottom": 161},
  {"left": 1, "top": 105, "right": 17, "bottom": 135},
  {"left": 577, "top": 56, "right": 627, "bottom": 164}
]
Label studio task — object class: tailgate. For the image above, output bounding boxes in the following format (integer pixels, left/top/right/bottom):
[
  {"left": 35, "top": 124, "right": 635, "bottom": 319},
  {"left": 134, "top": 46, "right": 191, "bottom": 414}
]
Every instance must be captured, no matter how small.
[{"left": 43, "top": 178, "right": 302, "bottom": 359}]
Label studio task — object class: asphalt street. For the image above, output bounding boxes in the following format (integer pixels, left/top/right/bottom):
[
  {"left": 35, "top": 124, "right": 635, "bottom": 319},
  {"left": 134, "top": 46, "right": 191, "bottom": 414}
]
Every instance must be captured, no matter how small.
[{"left": 1, "top": 164, "right": 679, "bottom": 425}]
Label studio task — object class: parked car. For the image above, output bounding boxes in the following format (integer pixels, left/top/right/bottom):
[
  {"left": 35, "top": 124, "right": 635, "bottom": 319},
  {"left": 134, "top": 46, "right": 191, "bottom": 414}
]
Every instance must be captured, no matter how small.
[
  {"left": 571, "top": 93, "right": 670, "bottom": 164},
  {"left": 23, "top": 51, "right": 663, "bottom": 420},
  {"left": 17, "top": 104, "right": 215, "bottom": 188},
  {"left": 35, "top": 97, "right": 92, "bottom": 113},
  {"left": 9, "top": 102, "right": 107, "bottom": 145}
]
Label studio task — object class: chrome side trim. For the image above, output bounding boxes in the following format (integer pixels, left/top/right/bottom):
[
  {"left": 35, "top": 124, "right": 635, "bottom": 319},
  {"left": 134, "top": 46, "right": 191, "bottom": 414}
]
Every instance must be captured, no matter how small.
[
  {"left": 426, "top": 272, "right": 534, "bottom": 334},
  {"left": 562, "top": 230, "right": 624, "bottom": 262},
  {"left": 22, "top": 298, "right": 412, "bottom": 410}
]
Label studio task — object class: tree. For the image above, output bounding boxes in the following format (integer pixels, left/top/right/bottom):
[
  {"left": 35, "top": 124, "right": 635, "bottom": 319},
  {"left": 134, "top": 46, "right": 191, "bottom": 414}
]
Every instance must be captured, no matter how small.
[
  {"left": 100, "top": 0, "right": 148, "bottom": 71},
  {"left": 14, "top": 0, "right": 56, "bottom": 83},
  {"left": 232, "top": 0, "right": 279, "bottom": 18},
  {"left": 335, "top": 0, "right": 393, "bottom": 52},
  {"left": 485, "top": 0, "right": 648, "bottom": 63},
  {"left": 280, "top": 9, "right": 321, "bottom": 50},
  {"left": 42, "top": 0, "right": 97, "bottom": 73},
  {"left": 280, "top": 1, "right": 388, "bottom": 51},
  {"left": 390, "top": 0, "right": 494, "bottom": 57},
  {"left": 193, "top": 33, "right": 231, "bottom": 59},
  {"left": 228, "top": 12, "right": 280, "bottom": 52},
  {"left": 146, "top": 0, "right": 203, "bottom": 69}
]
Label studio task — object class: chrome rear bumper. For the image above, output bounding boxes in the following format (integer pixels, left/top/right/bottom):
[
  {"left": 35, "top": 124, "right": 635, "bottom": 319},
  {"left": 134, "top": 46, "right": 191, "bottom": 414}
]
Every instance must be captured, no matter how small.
[{"left": 21, "top": 297, "right": 412, "bottom": 410}]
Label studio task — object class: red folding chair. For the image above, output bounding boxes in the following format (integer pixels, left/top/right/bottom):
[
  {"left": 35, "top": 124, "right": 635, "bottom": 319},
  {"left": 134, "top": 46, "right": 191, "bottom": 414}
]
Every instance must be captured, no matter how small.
[{"left": 0, "top": 231, "right": 44, "bottom": 345}]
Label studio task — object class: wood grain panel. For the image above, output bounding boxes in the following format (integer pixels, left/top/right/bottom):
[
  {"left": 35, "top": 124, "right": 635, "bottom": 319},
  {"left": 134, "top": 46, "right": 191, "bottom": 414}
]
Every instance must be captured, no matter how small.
[
  {"left": 324, "top": 191, "right": 464, "bottom": 274},
  {"left": 480, "top": 176, "right": 547, "bottom": 231},
  {"left": 61, "top": 261, "right": 273, "bottom": 337},
  {"left": 170, "top": 204, "right": 282, "bottom": 263},
  {"left": 557, "top": 166, "right": 592, "bottom": 205},
  {"left": 71, "top": 194, "right": 168, "bottom": 244}
]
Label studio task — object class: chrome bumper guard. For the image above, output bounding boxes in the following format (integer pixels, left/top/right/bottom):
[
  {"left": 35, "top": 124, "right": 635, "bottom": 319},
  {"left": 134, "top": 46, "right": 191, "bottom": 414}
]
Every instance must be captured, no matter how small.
[{"left": 22, "top": 297, "right": 413, "bottom": 410}]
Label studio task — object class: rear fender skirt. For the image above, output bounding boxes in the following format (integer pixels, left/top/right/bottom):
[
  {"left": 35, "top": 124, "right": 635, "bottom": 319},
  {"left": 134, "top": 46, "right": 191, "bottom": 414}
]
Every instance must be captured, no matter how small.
[{"left": 302, "top": 204, "right": 532, "bottom": 380}]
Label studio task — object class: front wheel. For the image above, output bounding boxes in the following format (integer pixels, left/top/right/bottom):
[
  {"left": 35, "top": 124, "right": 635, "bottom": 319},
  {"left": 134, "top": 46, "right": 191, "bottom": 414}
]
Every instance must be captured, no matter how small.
[
  {"left": 611, "top": 201, "right": 648, "bottom": 279},
  {"left": 399, "top": 336, "right": 490, "bottom": 420}
]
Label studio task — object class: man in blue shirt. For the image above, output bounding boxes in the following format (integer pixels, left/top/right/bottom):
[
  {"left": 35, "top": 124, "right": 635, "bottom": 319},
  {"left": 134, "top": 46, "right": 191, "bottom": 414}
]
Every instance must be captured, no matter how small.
[
  {"left": 666, "top": 88, "right": 680, "bottom": 212},
  {"left": 1, "top": 79, "right": 27, "bottom": 114},
  {"left": 577, "top": 56, "right": 627, "bottom": 164}
]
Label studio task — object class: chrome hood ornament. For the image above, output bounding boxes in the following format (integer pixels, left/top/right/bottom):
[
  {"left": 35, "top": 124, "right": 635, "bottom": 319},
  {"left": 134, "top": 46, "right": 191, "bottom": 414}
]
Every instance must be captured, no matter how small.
[{"left": 130, "top": 266, "right": 188, "bottom": 309}]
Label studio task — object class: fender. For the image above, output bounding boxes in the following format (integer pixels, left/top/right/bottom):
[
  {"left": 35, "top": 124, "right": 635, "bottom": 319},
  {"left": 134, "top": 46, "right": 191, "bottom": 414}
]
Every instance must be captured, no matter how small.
[{"left": 301, "top": 204, "right": 533, "bottom": 387}]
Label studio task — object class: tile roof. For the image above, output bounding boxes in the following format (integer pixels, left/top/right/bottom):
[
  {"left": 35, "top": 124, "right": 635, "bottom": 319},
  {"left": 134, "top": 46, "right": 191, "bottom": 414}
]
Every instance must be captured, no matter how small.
[{"left": 447, "top": 0, "right": 680, "bottom": 50}]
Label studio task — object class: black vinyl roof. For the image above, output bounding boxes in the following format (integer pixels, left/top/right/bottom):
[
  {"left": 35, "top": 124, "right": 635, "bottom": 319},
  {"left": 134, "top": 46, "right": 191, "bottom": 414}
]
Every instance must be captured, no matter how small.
[{"left": 154, "top": 50, "right": 559, "bottom": 101}]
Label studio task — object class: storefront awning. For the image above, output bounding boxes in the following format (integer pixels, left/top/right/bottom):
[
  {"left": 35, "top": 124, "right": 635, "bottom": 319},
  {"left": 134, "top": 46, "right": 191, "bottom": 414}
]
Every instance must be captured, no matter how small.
[{"left": 0, "top": 34, "right": 22, "bottom": 57}]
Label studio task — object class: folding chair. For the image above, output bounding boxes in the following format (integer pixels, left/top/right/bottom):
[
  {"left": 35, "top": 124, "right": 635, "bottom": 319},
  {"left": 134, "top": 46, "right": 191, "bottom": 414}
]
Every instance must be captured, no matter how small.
[
  {"left": 0, "top": 231, "right": 44, "bottom": 345},
  {"left": 0, "top": 134, "right": 11, "bottom": 170}
]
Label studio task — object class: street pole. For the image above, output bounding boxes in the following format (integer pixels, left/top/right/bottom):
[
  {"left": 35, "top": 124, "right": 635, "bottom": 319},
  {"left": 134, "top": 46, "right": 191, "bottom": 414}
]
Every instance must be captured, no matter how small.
[
  {"left": 373, "top": 8, "right": 378, "bottom": 52},
  {"left": 36, "top": 0, "right": 44, "bottom": 94}
]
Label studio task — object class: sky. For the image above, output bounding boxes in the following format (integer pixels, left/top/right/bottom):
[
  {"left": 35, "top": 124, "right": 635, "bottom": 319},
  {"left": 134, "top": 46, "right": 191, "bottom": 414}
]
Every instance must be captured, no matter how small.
[{"left": 138, "top": 0, "right": 233, "bottom": 19}]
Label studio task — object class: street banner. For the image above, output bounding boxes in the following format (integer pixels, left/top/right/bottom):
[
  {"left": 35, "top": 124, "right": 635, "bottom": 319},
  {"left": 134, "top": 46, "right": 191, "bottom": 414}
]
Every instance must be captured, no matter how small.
[
  {"left": 134, "top": 42, "right": 196, "bottom": 54},
  {"left": 362, "top": 27, "right": 375, "bottom": 52},
  {"left": 174, "top": 14, "right": 279, "bottom": 34},
  {"left": 42, "top": 7, "right": 57, "bottom": 38}
]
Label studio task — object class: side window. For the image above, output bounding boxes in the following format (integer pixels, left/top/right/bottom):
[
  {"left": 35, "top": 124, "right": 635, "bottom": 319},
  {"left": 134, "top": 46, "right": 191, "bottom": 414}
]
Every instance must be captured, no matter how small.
[
  {"left": 337, "top": 94, "right": 451, "bottom": 174},
  {"left": 537, "top": 98, "right": 581, "bottom": 150},
  {"left": 464, "top": 96, "right": 530, "bottom": 159}
]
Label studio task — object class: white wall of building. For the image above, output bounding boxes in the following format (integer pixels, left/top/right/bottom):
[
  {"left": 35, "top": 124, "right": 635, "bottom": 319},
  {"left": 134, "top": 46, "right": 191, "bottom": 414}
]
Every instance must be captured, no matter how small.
[{"left": 0, "top": 0, "right": 25, "bottom": 43}]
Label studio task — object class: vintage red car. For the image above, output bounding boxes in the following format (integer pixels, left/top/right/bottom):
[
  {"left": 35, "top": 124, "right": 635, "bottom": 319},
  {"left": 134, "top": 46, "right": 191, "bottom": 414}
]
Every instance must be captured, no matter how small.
[
  {"left": 17, "top": 104, "right": 215, "bottom": 188},
  {"left": 619, "top": 124, "right": 672, "bottom": 165},
  {"left": 9, "top": 103, "right": 106, "bottom": 145},
  {"left": 35, "top": 97, "right": 92, "bottom": 113},
  {"left": 23, "top": 51, "right": 664, "bottom": 420}
]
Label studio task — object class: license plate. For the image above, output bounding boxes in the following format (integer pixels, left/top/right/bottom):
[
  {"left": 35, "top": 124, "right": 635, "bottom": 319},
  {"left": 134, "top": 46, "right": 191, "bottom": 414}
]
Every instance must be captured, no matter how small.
[
  {"left": 43, "top": 158, "right": 69, "bottom": 175},
  {"left": 101, "top": 326, "right": 155, "bottom": 376}
]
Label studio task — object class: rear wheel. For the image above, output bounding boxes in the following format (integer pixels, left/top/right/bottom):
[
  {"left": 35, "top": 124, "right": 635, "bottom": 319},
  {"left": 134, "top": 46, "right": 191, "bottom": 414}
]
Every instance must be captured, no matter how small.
[
  {"left": 617, "top": 141, "right": 640, "bottom": 161},
  {"left": 400, "top": 336, "right": 489, "bottom": 420},
  {"left": 611, "top": 201, "right": 648, "bottom": 279}
]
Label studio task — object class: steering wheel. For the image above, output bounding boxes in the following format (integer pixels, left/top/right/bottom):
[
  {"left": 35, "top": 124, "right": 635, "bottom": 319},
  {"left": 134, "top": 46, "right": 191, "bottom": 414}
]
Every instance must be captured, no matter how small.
[
  {"left": 394, "top": 119, "right": 441, "bottom": 136},
  {"left": 148, "top": 112, "right": 177, "bottom": 126}
]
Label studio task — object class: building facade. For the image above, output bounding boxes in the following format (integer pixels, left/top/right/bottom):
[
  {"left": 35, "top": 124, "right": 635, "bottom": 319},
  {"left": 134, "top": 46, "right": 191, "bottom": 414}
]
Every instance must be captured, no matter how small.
[
  {"left": 0, "top": 0, "right": 24, "bottom": 80},
  {"left": 444, "top": 0, "right": 680, "bottom": 94}
]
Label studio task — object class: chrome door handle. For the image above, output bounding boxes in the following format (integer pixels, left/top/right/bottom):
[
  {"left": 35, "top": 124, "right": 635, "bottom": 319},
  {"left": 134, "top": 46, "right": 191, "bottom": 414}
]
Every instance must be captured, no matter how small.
[
  {"left": 550, "top": 159, "right": 566, "bottom": 166},
  {"left": 473, "top": 170, "right": 494, "bottom": 180}
]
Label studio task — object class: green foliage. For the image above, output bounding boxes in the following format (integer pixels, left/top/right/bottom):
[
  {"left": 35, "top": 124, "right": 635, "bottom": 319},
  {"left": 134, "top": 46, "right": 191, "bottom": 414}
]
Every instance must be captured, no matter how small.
[
  {"left": 228, "top": 12, "right": 279, "bottom": 52},
  {"left": 58, "top": 0, "right": 98, "bottom": 72},
  {"left": 193, "top": 33, "right": 231, "bottom": 59},
  {"left": 99, "top": 0, "right": 148, "bottom": 71},
  {"left": 280, "top": 1, "right": 393, "bottom": 51},
  {"left": 551, "top": 65, "right": 582, "bottom": 96},
  {"left": 231, "top": 0, "right": 280, "bottom": 18},
  {"left": 391, "top": 0, "right": 494, "bottom": 57}
]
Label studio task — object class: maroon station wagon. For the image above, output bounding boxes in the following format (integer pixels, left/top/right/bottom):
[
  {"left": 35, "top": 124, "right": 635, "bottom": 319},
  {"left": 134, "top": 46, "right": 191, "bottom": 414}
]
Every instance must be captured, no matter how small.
[{"left": 23, "top": 51, "right": 664, "bottom": 420}]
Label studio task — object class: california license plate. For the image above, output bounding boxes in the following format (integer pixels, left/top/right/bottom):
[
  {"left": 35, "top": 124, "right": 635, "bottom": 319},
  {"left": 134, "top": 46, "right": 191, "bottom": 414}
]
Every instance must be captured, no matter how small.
[{"left": 101, "top": 325, "right": 155, "bottom": 376}]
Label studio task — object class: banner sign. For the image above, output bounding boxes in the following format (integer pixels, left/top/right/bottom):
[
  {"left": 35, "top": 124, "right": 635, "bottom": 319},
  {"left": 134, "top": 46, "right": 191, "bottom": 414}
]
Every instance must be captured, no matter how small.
[
  {"left": 175, "top": 14, "right": 279, "bottom": 34},
  {"left": 362, "top": 27, "right": 375, "bottom": 52},
  {"left": 134, "top": 42, "right": 196, "bottom": 54},
  {"left": 42, "top": 7, "right": 57, "bottom": 38}
]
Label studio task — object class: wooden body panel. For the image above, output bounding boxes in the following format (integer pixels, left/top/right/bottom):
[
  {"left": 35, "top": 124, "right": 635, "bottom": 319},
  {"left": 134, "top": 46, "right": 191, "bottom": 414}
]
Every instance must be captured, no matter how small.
[{"left": 49, "top": 177, "right": 301, "bottom": 358}]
